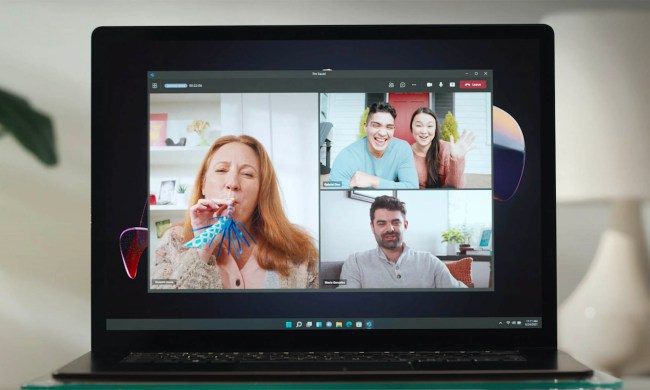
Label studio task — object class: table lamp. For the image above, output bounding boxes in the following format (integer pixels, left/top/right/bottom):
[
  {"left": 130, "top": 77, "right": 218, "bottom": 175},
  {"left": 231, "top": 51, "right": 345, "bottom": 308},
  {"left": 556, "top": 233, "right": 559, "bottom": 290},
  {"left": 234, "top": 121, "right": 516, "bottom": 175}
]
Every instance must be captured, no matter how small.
[{"left": 545, "top": 11, "right": 650, "bottom": 375}]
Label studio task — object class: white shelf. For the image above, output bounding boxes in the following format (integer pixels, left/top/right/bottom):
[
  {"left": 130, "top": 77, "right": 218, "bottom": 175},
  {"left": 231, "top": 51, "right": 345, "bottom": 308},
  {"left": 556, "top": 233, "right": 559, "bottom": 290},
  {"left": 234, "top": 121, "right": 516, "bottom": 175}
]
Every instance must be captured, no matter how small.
[
  {"left": 150, "top": 146, "right": 209, "bottom": 165},
  {"left": 151, "top": 205, "right": 188, "bottom": 212}
]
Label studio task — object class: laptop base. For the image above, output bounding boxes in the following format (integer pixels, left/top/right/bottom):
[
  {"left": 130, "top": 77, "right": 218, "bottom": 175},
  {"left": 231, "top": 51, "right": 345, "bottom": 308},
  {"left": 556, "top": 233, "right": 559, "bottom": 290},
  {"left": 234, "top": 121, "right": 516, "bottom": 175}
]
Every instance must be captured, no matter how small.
[{"left": 53, "top": 350, "right": 593, "bottom": 381}]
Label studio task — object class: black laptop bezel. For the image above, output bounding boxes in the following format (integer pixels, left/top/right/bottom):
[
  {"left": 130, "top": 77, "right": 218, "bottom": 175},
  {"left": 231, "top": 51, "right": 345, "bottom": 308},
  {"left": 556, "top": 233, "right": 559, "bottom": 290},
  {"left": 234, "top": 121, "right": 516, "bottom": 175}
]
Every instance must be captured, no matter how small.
[{"left": 91, "top": 25, "right": 556, "bottom": 354}]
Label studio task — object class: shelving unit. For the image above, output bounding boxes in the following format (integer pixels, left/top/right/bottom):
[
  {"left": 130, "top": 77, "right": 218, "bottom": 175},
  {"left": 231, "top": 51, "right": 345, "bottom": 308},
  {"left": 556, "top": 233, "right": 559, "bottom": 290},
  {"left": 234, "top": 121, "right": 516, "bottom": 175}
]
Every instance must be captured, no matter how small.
[
  {"left": 150, "top": 146, "right": 208, "bottom": 166},
  {"left": 150, "top": 205, "right": 188, "bottom": 212},
  {"left": 150, "top": 147, "right": 209, "bottom": 252}
]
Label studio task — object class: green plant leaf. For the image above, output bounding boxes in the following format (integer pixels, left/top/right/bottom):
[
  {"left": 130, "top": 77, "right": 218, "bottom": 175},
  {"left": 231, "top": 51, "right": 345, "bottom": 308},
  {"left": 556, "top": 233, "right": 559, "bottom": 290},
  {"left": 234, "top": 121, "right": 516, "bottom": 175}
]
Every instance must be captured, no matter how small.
[
  {"left": 440, "top": 111, "right": 459, "bottom": 142},
  {"left": 0, "top": 88, "right": 57, "bottom": 166},
  {"left": 357, "top": 107, "right": 369, "bottom": 139},
  {"left": 441, "top": 228, "right": 465, "bottom": 244}
]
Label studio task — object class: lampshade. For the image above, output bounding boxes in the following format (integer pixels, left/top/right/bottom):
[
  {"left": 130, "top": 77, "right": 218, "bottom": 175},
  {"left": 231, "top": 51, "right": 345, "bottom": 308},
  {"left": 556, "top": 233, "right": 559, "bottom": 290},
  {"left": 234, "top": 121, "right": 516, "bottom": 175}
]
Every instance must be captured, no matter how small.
[{"left": 549, "top": 11, "right": 650, "bottom": 202}]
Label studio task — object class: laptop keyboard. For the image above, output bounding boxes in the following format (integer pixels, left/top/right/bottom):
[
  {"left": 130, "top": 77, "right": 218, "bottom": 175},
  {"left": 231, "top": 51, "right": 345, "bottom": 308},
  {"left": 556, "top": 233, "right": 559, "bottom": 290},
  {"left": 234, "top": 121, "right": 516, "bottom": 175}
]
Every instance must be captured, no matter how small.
[{"left": 122, "top": 350, "right": 526, "bottom": 364}]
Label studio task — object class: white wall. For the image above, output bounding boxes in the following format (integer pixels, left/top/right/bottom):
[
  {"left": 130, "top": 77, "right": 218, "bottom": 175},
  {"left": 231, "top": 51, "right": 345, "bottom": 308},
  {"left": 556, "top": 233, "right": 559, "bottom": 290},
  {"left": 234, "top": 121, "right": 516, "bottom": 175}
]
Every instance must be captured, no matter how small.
[
  {"left": 454, "top": 92, "right": 492, "bottom": 174},
  {"left": 1, "top": 2, "right": 650, "bottom": 389},
  {"left": 322, "top": 93, "right": 366, "bottom": 164},
  {"left": 397, "top": 190, "right": 450, "bottom": 255},
  {"left": 269, "top": 93, "right": 319, "bottom": 238},
  {"left": 319, "top": 191, "right": 378, "bottom": 262}
]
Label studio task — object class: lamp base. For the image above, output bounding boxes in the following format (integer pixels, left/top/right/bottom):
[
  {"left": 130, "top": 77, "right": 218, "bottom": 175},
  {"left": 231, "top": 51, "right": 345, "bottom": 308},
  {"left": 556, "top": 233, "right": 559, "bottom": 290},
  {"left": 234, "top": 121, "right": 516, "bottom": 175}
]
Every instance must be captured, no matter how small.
[{"left": 558, "top": 199, "right": 650, "bottom": 375}]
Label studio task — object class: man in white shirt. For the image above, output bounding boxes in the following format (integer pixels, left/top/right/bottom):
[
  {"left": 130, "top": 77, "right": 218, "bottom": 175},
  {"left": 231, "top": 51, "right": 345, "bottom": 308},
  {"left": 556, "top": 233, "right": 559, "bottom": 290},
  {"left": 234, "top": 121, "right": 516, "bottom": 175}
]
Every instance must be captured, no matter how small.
[{"left": 339, "top": 195, "right": 466, "bottom": 289}]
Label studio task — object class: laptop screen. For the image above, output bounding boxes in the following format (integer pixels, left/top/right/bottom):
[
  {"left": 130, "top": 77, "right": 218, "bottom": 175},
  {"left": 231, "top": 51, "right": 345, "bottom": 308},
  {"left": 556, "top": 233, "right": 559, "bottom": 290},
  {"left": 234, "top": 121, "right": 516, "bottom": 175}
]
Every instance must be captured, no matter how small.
[
  {"left": 146, "top": 70, "right": 501, "bottom": 318},
  {"left": 94, "top": 26, "right": 554, "bottom": 349}
]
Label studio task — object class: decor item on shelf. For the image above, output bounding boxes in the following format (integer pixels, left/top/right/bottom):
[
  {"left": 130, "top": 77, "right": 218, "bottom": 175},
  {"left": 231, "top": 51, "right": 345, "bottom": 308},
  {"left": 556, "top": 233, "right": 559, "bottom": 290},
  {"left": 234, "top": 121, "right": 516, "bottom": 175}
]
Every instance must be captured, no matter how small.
[
  {"left": 0, "top": 87, "right": 57, "bottom": 165},
  {"left": 149, "top": 194, "right": 156, "bottom": 206},
  {"left": 155, "top": 219, "right": 171, "bottom": 239},
  {"left": 158, "top": 179, "right": 176, "bottom": 205},
  {"left": 150, "top": 113, "right": 168, "bottom": 147},
  {"left": 176, "top": 184, "right": 188, "bottom": 206},
  {"left": 165, "top": 137, "right": 186, "bottom": 146},
  {"left": 549, "top": 11, "right": 650, "bottom": 376},
  {"left": 441, "top": 228, "right": 467, "bottom": 255},
  {"left": 186, "top": 119, "right": 211, "bottom": 146},
  {"left": 479, "top": 229, "right": 492, "bottom": 250}
]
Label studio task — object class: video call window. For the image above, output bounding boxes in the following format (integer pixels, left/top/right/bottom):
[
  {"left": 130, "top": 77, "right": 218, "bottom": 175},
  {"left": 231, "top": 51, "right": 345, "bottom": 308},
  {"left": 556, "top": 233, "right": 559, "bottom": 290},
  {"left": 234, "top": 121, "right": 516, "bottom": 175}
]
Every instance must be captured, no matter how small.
[
  {"left": 320, "top": 92, "right": 492, "bottom": 190},
  {"left": 149, "top": 93, "right": 319, "bottom": 291},
  {"left": 147, "top": 71, "right": 494, "bottom": 293},
  {"left": 319, "top": 190, "right": 493, "bottom": 290}
]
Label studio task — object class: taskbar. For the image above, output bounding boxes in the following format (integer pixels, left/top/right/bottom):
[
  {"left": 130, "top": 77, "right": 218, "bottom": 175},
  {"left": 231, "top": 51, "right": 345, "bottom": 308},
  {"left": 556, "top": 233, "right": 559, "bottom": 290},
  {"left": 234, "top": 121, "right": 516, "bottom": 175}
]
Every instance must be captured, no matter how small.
[{"left": 107, "top": 317, "right": 541, "bottom": 331}]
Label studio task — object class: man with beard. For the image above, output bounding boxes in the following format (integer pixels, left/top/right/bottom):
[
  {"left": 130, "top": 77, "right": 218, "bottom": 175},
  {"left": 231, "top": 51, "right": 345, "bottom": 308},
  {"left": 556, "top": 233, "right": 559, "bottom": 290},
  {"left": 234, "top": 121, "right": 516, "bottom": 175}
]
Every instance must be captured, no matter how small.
[{"left": 339, "top": 195, "right": 466, "bottom": 289}]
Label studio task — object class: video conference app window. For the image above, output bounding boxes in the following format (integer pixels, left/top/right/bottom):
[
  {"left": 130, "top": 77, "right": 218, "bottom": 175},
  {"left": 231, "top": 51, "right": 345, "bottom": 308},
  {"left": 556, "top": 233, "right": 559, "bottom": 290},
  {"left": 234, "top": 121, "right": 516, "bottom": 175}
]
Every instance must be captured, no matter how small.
[{"left": 147, "top": 71, "right": 494, "bottom": 292}]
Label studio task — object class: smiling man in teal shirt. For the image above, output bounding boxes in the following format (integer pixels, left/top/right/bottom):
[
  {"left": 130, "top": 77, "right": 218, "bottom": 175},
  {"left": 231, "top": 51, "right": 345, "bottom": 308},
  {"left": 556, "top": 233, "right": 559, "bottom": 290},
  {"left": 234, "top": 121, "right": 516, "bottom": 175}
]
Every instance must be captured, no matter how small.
[{"left": 329, "top": 102, "right": 418, "bottom": 189}]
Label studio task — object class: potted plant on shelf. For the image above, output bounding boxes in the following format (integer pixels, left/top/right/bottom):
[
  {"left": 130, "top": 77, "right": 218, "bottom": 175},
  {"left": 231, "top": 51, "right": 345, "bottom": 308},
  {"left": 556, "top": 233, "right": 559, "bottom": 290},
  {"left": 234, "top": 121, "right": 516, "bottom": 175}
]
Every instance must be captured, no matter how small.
[
  {"left": 441, "top": 228, "right": 465, "bottom": 255},
  {"left": 186, "top": 119, "right": 211, "bottom": 146},
  {"left": 176, "top": 184, "right": 188, "bottom": 206}
]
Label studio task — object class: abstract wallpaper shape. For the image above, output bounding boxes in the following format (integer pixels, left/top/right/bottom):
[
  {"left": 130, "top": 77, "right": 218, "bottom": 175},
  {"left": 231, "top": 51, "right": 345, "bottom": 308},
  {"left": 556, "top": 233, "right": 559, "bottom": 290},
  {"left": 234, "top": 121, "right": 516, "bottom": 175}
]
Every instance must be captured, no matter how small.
[
  {"left": 119, "top": 198, "right": 148, "bottom": 279},
  {"left": 119, "top": 227, "right": 148, "bottom": 279},
  {"left": 493, "top": 106, "right": 526, "bottom": 201}
]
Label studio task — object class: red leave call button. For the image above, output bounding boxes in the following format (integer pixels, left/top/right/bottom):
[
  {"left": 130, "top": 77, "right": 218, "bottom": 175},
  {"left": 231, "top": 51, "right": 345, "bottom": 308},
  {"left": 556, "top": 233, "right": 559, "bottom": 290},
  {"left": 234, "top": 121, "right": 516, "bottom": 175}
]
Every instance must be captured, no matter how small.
[{"left": 459, "top": 80, "right": 487, "bottom": 89}]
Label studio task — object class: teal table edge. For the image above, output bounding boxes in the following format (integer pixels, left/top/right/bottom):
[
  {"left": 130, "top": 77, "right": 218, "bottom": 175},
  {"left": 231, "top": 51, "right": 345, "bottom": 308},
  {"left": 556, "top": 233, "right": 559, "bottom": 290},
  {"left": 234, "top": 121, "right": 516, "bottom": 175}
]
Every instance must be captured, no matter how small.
[{"left": 22, "top": 371, "right": 622, "bottom": 389}]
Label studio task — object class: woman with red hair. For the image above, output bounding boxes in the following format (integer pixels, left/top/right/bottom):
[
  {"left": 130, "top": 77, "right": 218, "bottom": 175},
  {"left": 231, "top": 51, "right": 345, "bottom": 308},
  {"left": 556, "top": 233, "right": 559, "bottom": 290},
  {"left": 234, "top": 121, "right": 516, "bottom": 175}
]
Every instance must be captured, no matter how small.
[{"left": 153, "top": 135, "right": 318, "bottom": 289}]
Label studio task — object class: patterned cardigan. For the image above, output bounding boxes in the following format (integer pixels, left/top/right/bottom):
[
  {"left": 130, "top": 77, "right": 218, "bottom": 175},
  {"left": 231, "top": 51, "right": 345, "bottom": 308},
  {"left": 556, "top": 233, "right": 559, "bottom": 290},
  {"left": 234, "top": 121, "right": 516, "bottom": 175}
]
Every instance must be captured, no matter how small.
[{"left": 152, "top": 226, "right": 318, "bottom": 289}]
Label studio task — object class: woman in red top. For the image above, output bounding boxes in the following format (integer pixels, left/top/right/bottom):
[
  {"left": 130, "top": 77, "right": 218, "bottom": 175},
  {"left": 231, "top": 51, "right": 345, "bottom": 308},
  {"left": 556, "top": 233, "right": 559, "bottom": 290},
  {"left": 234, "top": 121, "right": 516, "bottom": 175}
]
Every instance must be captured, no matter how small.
[{"left": 409, "top": 107, "right": 475, "bottom": 188}]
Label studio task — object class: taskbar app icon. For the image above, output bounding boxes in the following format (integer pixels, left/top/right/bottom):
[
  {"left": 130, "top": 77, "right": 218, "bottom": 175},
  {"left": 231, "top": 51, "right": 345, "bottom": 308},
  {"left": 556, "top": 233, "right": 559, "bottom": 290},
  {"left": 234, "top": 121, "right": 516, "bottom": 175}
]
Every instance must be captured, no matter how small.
[{"left": 283, "top": 319, "right": 375, "bottom": 330}]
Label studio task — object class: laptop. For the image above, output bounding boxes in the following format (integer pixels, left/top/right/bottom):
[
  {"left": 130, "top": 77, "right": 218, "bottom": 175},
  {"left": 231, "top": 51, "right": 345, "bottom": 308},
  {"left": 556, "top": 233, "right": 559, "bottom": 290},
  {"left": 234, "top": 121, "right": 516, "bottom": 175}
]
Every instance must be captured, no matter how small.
[{"left": 53, "top": 24, "right": 593, "bottom": 381}]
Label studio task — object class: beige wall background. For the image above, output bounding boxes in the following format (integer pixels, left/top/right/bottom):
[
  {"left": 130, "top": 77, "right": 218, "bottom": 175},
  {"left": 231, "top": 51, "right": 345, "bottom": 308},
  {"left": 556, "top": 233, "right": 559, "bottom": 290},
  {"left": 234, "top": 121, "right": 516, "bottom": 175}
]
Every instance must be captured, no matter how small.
[{"left": 1, "top": 1, "right": 649, "bottom": 388}]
